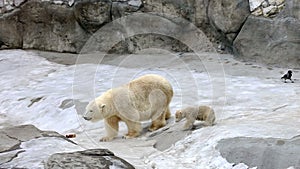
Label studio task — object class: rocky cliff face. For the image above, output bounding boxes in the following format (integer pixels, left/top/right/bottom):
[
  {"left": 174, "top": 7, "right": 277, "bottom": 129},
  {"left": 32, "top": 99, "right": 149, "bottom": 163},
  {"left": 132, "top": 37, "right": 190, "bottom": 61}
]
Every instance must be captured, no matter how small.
[
  {"left": 0, "top": 0, "right": 299, "bottom": 67},
  {"left": 234, "top": 0, "right": 300, "bottom": 68}
]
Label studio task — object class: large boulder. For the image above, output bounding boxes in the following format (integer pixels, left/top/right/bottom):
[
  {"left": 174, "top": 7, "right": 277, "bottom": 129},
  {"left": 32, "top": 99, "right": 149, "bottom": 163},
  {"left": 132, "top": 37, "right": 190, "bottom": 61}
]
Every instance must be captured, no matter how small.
[
  {"left": 18, "top": 1, "right": 89, "bottom": 53},
  {"left": 74, "top": 0, "right": 112, "bottom": 33},
  {"left": 217, "top": 136, "right": 300, "bottom": 169},
  {"left": 233, "top": 0, "right": 300, "bottom": 68},
  {"left": 208, "top": 0, "right": 250, "bottom": 34},
  {"left": 0, "top": 11, "right": 22, "bottom": 49},
  {"left": 45, "top": 149, "right": 135, "bottom": 169},
  {"left": 0, "top": 0, "right": 89, "bottom": 53}
]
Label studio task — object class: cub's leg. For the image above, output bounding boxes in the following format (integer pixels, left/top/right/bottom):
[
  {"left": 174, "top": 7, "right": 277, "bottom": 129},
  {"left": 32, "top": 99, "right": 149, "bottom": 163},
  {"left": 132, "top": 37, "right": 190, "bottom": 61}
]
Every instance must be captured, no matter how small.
[
  {"left": 203, "top": 110, "right": 216, "bottom": 126},
  {"left": 123, "top": 120, "right": 142, "bottom": 139},
  {"left": 183, "top": 117, "right": 195, "bottom": 130},
  {"left": 100, "top": 116, "right": 120, "bottom": 142}
]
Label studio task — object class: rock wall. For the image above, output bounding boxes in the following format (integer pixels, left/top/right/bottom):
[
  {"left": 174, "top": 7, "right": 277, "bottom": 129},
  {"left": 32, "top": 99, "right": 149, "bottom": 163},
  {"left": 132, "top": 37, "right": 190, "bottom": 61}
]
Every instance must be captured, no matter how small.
[
  {"left": 0, "top": 0, "right": 299, "bottom": 67},
  {"left": 234, "top": 0, "right": 300, "bottom": 68},
  {"left": 0, "top": 0, "right": 250, "bottom": 54}
]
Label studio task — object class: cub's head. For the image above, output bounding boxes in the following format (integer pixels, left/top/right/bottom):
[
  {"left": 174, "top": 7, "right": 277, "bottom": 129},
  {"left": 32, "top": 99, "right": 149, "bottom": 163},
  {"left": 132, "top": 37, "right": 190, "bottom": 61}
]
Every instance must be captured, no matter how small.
[
  {"left": 175, "top": 110, "right": 184, "bottom": 122},
  {"left": 83, "top": 100, "right": 106, "bottom": 122}
]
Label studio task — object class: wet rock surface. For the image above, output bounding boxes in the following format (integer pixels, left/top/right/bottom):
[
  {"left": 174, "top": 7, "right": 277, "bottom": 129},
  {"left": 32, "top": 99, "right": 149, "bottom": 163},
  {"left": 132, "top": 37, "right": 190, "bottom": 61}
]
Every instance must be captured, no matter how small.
[{"left": 217, "top": 136, "right": 300, "bottom": 169}]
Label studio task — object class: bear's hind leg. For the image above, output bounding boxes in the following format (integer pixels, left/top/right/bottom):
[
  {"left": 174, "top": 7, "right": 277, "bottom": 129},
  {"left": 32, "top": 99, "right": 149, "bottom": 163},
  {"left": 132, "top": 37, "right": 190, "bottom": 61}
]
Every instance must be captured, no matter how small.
[
  {"left": 123, "top": 120, "right": 142, "bottom": 139},
  {"left": 100, "top": 116, "right": 120, "bottom": 142},
  {"left": 165, "top": 107, "right": 171, "bottom": 120},
  {"left": 149, "top": 113, "right": 166, "bottom": 131}
]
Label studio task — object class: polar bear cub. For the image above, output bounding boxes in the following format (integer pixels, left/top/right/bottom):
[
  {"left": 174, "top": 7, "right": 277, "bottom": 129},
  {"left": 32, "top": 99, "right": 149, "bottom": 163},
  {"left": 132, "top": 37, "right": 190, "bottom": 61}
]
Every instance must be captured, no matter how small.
[{"left": 175, "top": 105, "right": 215, "bottom": 130}]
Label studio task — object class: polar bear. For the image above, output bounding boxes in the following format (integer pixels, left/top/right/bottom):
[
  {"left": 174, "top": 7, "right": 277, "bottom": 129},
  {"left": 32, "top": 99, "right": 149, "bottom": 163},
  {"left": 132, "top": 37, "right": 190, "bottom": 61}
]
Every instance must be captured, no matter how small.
[
  {"left": 175, "top": 105, "right": 215, "bottom": 130},
  {"left": 83, "top": 74, "right": 173, "bottom": 141}
]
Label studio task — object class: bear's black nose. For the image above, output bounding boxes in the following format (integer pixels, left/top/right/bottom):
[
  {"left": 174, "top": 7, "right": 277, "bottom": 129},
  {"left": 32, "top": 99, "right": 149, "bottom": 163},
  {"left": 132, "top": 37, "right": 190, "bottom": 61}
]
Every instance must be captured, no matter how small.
[{"left": 83, "top": 116, "right": 92, "bottom": 121}]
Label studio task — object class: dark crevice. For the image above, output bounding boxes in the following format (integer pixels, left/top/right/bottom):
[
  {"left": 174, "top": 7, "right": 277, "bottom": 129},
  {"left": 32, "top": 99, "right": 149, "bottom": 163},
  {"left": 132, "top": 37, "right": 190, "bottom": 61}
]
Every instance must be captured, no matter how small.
[
  {"left": 231, "top": 14, "right": 251, "bottom": 43},
  {"left": 0, "top": 150, "right": 26, "bottom": 165},
  {"left": 27, "top": 97, "right": 44, "bottom": 107}
]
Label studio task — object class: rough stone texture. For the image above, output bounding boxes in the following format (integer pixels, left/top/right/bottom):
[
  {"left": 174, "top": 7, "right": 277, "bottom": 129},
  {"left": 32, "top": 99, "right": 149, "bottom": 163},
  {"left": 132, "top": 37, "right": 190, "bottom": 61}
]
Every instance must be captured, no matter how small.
[
  {"left": 233, "top": 0, "right": 300, "bottom": 68},
  {"left": 0, "top": 0, "right": 298, "bottom": 67},
  {"left": 217, "top": 136, "right": 300, "bottom": 169},
  {"left": 0, "top": 124, "right": 135, "bottom": 168},
  {"left": 250, "top": 0, "right": 286, "bottom": 17},
  {"left": 74, "top": 0, "right": 112, "bottom": 33},
  {"left": 0, "top": 12, "right": 23, "bottom": 49},
  {"left": 0, "top": 0, "right": 251, "bottom": 54},
  {"left": 0, "top": 132, "right": 21, "bottom": 152},
  {"left": 269, "top": 0, "right": 285, "bottom": 6},
  {"left": 0, "top": 125, "right": 72, "bottom": 152},
  {"left": 0, "top": 0, "right": 89, "bottom": 53},
  {"left": 262, "top": 5, "right": 278, "bottom": 17},
  {"left": 19, "top": 1, "right": 89, "bottom": 53},
  {"left": 278, "top": 0, "right": 299, "bottom": 19},
  {"left": 111, "top": 1, "right": 140, "bottom": 20},
  {"left": 45, "top": 149, "right": 135, "bottom": 169},
  {"left": 208, "top": 0, "right": 250, "bottom": 34}
]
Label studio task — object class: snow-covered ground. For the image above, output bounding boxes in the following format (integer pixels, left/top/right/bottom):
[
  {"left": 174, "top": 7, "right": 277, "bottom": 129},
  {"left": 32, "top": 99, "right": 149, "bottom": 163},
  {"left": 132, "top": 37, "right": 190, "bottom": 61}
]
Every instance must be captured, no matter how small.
[{"left": 0, "top": 49, "right": 299, "bottom": 168}]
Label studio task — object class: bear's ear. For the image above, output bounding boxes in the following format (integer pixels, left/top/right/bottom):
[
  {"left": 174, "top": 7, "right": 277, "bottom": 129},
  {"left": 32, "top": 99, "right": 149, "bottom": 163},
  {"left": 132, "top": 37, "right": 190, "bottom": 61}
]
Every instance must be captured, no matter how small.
[{"left": 100, "top": 104, "right": 106, "bottom": 108}]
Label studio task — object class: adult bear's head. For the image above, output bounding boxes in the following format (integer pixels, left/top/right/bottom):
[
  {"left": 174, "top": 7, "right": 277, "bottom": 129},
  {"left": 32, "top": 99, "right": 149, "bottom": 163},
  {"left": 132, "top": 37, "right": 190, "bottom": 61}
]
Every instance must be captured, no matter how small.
[{"left": 83, "top": 100, "right": 106, "bottom": 122}]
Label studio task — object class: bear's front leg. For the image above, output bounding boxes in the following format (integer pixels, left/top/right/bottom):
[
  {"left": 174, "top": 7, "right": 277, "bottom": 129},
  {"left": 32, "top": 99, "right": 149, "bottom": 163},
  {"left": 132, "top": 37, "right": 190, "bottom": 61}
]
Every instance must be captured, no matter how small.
[
  {"left": 100, "top": 116, "right": 120, "bottom": 142},
  {"left": 123, "top": 120, "right": 142, "bottom": 139}
]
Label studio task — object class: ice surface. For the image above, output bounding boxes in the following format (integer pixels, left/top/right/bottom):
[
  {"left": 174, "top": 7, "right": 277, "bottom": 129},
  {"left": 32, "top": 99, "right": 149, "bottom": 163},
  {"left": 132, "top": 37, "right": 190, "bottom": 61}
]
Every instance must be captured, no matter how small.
[{"left": 0, "top": 50, "right": 299, "bottom": 168}]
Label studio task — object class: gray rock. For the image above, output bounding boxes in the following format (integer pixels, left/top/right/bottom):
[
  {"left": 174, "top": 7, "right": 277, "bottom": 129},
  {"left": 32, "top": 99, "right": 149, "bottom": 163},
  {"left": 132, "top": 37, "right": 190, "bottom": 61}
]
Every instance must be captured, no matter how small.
[
  {"left": 208, "top": 0, "right": 250, "bottom": 34},
  {"left": 0, "top": 12, "right": 23, "bottom": 49},
  {"left": 0, "top": 1, "right": 89, "bottom": 53},
  {"left": 217, "top": 136, "right": 300, "bottom": 169},
  {"left": 3, "top": 124, "right": 44, "bottom": 142},
  {"left": 0, "top": 132, "right": 21, "bottom": 152},
  {"left": 0, "top": 0, "right": 4, "bottom": 7},
  {"left": 278, "top": 0, "right": 299, "bottom": 19},
  {"left": 74, "top": 0, "right": 112, "bottom": 33},
  {"left": 19, "top": 1, "right": 89, "bottom": 53},
  {"left": 233, "top": 5, "right": 300, "bottom": 68},
  {"left": 0, "top": 125, "right": 134, "bottom": 168},
  {"left": 111, "top": 1, "right": 140, "bottom": 20},
  {"left": 45, "top": 149, "right": 135, "bottom": 169}
]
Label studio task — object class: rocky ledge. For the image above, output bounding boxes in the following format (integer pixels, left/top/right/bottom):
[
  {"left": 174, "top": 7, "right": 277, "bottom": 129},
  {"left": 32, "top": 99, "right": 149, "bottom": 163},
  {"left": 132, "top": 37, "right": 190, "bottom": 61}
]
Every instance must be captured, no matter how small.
[{"left": 0, "top": 125, "right": 134, "bottom": 168}]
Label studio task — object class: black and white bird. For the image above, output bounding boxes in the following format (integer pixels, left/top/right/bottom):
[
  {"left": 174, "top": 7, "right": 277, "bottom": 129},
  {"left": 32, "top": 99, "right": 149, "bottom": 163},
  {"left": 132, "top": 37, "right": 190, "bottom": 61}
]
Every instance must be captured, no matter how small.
[{"left": 281, "top": 70, "right": 294, "bottom": 83}]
